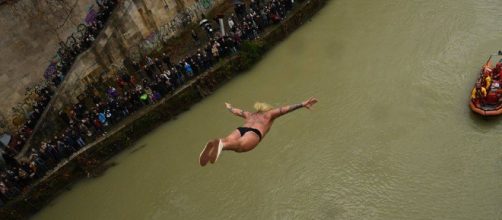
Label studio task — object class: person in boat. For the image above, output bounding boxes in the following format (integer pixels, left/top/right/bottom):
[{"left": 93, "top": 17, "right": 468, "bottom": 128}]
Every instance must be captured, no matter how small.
[
  {"left": 484, "top": 74, "right": 492, "bottom": 90},
  {"left": 199, "top": 97, "right": 318, "bottom": 166},
  {"left": 471, "top": 82, "right": 487, "bottom": 105},
  {"left": 482, "top": 64, "right": 493, "bottom": 77},
  {"left": 492, "top": 63, "right": 502, "bottom": 80}
]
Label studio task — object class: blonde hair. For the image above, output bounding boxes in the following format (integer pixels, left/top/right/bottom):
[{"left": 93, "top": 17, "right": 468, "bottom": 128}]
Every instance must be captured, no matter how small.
[{"left": 254, "top": 102, "right": 273, "bottom": 112}]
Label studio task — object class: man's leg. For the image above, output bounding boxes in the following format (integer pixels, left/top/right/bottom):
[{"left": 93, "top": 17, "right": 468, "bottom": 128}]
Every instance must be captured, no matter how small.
[
  {"left": 219, "top": 130, "right": 242, "bottom": 152},
  {"left": 222, "top": 133, "right": 260, "bottom": 153},
  {"left": 199, "top": 130, "right": 240, "bottom": 166},
  {"left": 220, "top": 138, "right": 243, "bottom": 151},
  {"left": 199, "top": 131, "right": 261, "bottom": 166}
]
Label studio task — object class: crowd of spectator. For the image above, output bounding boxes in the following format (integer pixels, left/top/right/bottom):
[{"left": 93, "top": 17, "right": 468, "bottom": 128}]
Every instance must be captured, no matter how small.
[
  {"left": 0, "top": 0, "right": 296, "bottom": 206},
  {"left": 3, "top": 0, "right": 118, "bottom": 158}
]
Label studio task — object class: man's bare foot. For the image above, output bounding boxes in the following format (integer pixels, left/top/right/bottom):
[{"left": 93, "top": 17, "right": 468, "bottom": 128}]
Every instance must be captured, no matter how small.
[
  {"left": 199, "top": 139, "right": 219, "bottom": 166},
  {"left": 209, "top": 139, "right": 223, "bottom": 164}
]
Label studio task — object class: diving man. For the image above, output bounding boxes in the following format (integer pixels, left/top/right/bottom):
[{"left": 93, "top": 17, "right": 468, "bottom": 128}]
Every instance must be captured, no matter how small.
[{"left": 199, "top": 97, "right": 318, "bottom": 166}]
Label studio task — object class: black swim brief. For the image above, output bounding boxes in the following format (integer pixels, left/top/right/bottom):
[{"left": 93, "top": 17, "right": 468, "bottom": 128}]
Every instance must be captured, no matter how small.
[{"left": 237, "top": 127, "right": 262, "bottom": 140}]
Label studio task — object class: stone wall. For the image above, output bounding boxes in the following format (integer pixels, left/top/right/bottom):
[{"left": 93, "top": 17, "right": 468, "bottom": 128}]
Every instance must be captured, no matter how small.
[
  {"left": 20, "top": 0, "right": 223, "bottom": 153},
  {"left": 0, "top": 0, "right": 328, "bottom": 218},
  {"left": 0, "top": 0, "right": 219, "bottom": 130},
  {"left": 54, "top": 0, "right": 222, "bottom": 108},
  {"left": 0, "top": 0, "right": 95, "bottom": 124}
]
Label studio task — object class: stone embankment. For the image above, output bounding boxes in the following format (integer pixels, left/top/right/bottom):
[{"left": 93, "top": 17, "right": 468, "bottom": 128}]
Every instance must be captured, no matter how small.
[{"left": 0, "top": 0, "right": 327, "bottom": 218}]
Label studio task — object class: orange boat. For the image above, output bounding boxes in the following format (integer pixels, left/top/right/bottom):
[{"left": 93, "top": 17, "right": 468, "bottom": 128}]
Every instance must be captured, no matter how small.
[{"left": 469, "top": 52, "right": 502, "bottom": 116}]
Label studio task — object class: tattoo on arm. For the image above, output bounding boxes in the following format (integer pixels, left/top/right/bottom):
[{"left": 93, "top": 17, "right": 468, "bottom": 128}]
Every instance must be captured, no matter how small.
[
  {"left": 281, "top": 103, "right": 303, "bottom": 115},
  {"left": 289, "top": 103, "right": 303, "bottom": 111},
  {"left": 228, "top": 106, "right": 246, "bottom": 117}
]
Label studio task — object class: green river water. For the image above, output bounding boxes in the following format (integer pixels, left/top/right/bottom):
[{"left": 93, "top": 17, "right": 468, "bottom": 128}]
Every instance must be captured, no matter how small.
[{"left": 33, "top": 0, "right": 502, "bottom": 219}]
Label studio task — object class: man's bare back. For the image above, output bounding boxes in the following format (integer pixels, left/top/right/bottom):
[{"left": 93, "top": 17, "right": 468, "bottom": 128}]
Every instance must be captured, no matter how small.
[
  {"left": 241, "top": 113, "right": 272, "bottom": 138},
  {"left": 199, "top": 97, "right": 318, "bottom": 166}
]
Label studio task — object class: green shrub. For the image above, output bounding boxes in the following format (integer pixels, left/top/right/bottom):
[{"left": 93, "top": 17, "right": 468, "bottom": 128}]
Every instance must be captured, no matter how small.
[{"left": 238, "top": 41, "right": 264, "bottom": 69}]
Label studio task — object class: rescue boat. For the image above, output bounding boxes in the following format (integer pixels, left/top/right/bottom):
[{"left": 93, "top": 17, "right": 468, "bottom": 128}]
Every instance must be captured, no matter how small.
[{"left": 469, "top": 52, "right": 502, "bottom": 116}]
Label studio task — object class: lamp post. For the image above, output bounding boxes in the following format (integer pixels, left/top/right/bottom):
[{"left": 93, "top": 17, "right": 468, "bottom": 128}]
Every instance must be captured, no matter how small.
[{"left": 216, "top": 14, "right": 225, "bottom": 36}]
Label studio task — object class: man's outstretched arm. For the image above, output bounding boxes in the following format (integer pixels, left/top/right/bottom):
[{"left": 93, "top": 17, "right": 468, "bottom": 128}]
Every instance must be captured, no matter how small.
[
  {"left": 267, "top": 97, "right": 318, "bottom": 120},
  {"left": 225, "top": 103, "right": 250, "bottom": 118}
]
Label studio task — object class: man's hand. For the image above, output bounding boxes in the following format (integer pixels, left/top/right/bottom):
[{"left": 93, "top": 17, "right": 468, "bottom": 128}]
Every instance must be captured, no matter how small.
[
  {"left": 302, "top": 97, "right": 318, "bottom": 110},
  {"left": 225, "top": 102, "right": 248, "bottom": 118}
]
